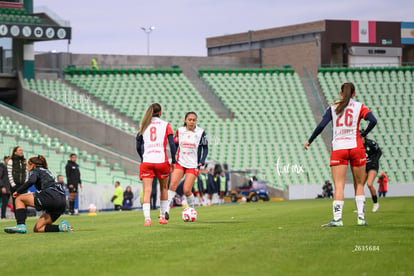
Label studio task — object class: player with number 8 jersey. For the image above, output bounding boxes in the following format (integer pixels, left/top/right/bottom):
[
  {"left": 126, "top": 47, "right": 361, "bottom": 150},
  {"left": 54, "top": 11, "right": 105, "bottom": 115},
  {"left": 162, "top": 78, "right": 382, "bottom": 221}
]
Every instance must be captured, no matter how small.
[
  {"left": 304, "top": 82, "right": 377, "bottom": 227},
  {"left": 136, "top": 103, "right": 176, "bottom": 226}
]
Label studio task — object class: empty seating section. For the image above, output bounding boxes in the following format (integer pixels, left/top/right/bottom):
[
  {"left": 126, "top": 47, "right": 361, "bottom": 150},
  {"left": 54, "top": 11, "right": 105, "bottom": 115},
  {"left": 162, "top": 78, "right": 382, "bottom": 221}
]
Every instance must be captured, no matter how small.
[
  {"left": 24, "top": 79, "right": 135, "bottom": 133},
  {"left": 200, "top": 68, "right": 331, "bottom": 188},
  {"left": 63, "top": 67, "right": 331, "bottom": 189},
  {"left": 318, "top": 66, "right": 414, "bottom": 183},
  {"left": 64, "top": 68, "right": 219, "bottom": 129},
  {"left": 0, "top": 113, "right": 137, "bottom": 186},
  {"left": 0, "top": 7, "right": 42, "bottom": 24}
]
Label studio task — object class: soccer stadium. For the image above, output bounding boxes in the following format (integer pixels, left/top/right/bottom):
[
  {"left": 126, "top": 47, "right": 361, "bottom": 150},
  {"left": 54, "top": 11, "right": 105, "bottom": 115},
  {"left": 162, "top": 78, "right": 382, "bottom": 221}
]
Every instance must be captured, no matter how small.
[{"left": 0, "top": 1, "right": 413, "bottom": 275}]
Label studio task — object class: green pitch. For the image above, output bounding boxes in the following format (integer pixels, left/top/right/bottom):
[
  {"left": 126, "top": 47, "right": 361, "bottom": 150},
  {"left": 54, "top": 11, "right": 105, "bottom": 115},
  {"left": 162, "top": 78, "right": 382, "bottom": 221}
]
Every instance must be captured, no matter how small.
[{"left": 0, "top": 197, "right": 413, "bottom": 275}]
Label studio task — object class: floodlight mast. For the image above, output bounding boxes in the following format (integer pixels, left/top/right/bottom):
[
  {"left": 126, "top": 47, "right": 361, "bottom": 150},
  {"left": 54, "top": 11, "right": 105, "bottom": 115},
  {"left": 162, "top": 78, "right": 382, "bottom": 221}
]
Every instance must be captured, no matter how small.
[{"left": 141, "top": 26, "right": 155, "bottom": 55}]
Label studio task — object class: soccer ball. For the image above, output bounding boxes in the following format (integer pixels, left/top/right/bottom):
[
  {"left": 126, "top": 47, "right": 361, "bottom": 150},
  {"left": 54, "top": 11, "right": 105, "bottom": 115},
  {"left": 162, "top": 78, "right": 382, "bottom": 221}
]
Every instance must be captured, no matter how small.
[
  {"left": 88, "top": 203, "right": 97, "bottom": 213},
  {"left": 182, "top": 207, "right": 197, "bottom": 222}
]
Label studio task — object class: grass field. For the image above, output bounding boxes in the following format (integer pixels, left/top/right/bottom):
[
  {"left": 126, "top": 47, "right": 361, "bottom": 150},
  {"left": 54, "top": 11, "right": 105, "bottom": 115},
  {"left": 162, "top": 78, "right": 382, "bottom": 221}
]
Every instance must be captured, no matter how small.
[{"left": 0, "top": 197, "right": 413, "bottom": 275}]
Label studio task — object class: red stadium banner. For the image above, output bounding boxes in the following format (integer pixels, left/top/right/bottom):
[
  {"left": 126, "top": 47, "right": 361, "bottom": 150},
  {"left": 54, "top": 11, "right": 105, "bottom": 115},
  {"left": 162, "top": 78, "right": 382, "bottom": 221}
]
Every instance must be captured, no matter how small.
[
  {"left": 351, "top": 20, "right": 376, "bottom": 44},
  {"left": 0, "top": 1, "right": 24, "bottom": 9}
]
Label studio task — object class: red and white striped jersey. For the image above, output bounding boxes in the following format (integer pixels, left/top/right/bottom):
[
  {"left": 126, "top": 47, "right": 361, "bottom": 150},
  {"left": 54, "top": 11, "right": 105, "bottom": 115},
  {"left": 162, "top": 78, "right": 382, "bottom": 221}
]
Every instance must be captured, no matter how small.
[
  {"left": 331, "top": 98, "right": 371, "bottom": 151},
  {"left": 142, "top": 117, "right": 173, "bottom": 163},
  {"left": 175, "top": 126, "right": 206, "bottom": 168}
]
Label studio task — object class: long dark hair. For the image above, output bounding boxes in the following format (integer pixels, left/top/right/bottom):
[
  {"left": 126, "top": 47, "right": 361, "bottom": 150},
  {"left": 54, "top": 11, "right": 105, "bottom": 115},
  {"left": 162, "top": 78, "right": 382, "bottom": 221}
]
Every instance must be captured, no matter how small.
[
  {"left": 138, "top": 103, "right": 162, "bottom": 135},
  {"left": 334, "top": 82, "right": 355, "bottom": 115},
  {"left": 183, "top": 111, "right": 197, "bottom": 127},
  {"left": 28, "top": 155, "right": 48, "bottom": 169},
  {"left": 11, "top": 146, "right": 22, "bottom": 158}
]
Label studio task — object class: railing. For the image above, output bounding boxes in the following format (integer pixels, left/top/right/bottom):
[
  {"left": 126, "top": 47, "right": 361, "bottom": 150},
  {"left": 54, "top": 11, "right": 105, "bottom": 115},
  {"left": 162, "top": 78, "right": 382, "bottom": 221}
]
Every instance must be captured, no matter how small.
[
  {"left": 319, "top": 61, "right": 414, "bottom": 68},
  {"left": 303, "top": 67, "right": 325, "bottom": 116},
  {"left": 190, "top": 66, "right": 234, "bottom": 119}
]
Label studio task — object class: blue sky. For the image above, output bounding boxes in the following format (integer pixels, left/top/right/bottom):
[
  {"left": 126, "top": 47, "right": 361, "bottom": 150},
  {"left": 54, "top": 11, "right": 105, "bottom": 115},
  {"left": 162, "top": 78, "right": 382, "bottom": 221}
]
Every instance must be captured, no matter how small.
[{"left": 33, "top": 0, "right": 414, "bottom": 56}]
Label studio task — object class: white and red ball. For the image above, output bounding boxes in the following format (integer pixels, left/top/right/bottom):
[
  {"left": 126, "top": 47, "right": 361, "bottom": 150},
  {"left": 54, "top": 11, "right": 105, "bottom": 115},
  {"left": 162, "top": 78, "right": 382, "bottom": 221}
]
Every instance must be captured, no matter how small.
[
  {"left": 88, "top": 203, "right": 97, "bottom": 213},
  {"left": 181, "top": 207, "right": 198, "bottom": 222}
]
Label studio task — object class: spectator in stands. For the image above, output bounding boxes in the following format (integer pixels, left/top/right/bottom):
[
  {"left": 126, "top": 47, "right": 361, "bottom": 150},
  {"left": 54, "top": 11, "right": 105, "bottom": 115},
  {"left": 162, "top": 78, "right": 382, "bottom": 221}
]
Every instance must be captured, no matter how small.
[
  {"left": 150, "top": 178, "right": 158, "bottom": 210},
  {"left": 111, "top": 181, "right": 123, "bottom": 211},
  {"left": 304, "top": 82, "right": 377, "bottom": 227},
  {"left": 65, "top": 153, "right": 82, "bottom": 215},
  {"left": 378, "top": 172, "right": 388, "bottom": 197},
  {"left": 56, "top": 175, "right": 69, "bottom": 214},
  {"left": 123, "top": 186, "right": 134, "bottom": 210},
  {"left": 91, "top": 58, "right": 99, "bottom": 70},
  {"left": 0, "top": 156, "right": 11, "bottom": 219},
  {"left": 322, "top": 180, "right": 333, "bottom": 198},
  {"left": 4, "top": 155, "right": 71, "bottom": 234},
  {"left": 7, "top": 146, "right": 27, "bottom": 211},
  {"left": 361, "top": 131, "right": 382, "bottom": 212}
]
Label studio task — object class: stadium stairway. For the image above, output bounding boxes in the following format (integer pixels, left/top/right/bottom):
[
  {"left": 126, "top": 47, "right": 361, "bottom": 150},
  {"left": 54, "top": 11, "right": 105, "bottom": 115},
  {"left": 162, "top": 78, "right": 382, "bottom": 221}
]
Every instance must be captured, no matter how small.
[
  {"left": 0, "top": 100, "right": 140, "bottom": 175},
  {"left": 19, "top": 73, "right": 137, "bottom": 159},
  {"left": 187, "top": 67, "right": 235, "bottom": 120},
  {"left": 301, "top": 67, "right": 355, "bottom": 183}
]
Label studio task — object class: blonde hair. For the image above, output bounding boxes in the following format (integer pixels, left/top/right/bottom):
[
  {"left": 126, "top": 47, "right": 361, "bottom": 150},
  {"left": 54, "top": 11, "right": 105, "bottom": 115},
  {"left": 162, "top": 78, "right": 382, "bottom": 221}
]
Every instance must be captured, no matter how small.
[
  {"left": 334, "top": 82, "right": 355, "bottom": 115},
  {"left": 138, "top": 103, "right": 162, "bottom": 135}
]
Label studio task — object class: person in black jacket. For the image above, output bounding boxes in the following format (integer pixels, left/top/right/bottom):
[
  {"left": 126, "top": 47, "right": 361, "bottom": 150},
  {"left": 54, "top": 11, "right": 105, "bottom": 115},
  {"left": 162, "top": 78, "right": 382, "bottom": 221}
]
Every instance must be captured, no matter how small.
[
  {"left": 65, "top": 154, "right": 82, "bottom": 215},
  {"left": 0, "top": 156, "right": 11, "bottom": 219},
  {"left": 7, "top": 146, "right": 28, "bottom": 212},
  {"left": 7, "top": 146, "right": 27, "bottom": 191},
  {"left": 122, "top": 186, "right": 134, "bottom": 210},
  {"left": 361, "top": 131, "right": 382, "bottom": 212},
  {"left": 4, "top": 155, "right": 72, "bottom": 234}
]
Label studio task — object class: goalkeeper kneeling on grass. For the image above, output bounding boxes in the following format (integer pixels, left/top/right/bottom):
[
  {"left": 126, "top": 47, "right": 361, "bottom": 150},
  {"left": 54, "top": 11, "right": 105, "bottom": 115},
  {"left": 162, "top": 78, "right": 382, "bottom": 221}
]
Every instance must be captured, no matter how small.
[{"left": 4, "top": 155, "right": 72, "bottom": 234}]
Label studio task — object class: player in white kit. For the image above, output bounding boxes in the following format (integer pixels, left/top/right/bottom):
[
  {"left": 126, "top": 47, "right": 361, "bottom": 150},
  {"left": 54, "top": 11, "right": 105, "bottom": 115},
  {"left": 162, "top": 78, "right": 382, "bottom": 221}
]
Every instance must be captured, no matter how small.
[
  {"left": 136, "top": 103, "right": 176, "bottom": 226},
  {"left": 304, "top": 82, "right": 377, "bottom": 227},
  {"left": 165, "top": 112, "right": 208, "bottom": 220}
]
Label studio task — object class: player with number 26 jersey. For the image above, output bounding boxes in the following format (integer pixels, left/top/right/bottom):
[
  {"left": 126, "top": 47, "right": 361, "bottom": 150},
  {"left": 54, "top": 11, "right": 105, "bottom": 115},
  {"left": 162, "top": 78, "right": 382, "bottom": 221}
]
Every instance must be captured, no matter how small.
[{"left": 304, "top": 82, "right": 377, "bottom": 228}]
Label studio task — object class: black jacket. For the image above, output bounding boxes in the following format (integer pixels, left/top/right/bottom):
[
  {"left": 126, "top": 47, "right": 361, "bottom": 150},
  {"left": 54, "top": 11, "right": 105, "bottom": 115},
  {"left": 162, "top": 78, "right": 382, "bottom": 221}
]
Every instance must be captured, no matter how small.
[
  {"left": 16, "top": 167, "right": 65, "bottom": 195},
  {"left": 364, "top": 138, "right": 382, "bottom": 164},
  {"left": 0, "top": 163, "right": 11, "bottom": 194},
  {"left": 7, "top": 155, "right": 27, "bottom": 192},
  {"left": 65, "top": 160, "right": 81, "bottom": 187}
]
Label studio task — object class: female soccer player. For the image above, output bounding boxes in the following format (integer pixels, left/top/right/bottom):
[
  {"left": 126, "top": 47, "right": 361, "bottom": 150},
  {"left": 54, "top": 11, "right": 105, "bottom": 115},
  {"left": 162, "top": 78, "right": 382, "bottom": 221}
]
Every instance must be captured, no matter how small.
[
  {"left": 4, "top": 155, "right": 71, "bottom": 234},
  {"left": 136, "top": 103, "right": 176, "bottom": 226},
  {"left": 361, "top": 132, "right": 382, "bottom": 212},
  {"left": 165, "top": 112, "right": 208, "bottom": 219},
  {"left": 304, "top": 82, "right": 377, "bottom": 227}
]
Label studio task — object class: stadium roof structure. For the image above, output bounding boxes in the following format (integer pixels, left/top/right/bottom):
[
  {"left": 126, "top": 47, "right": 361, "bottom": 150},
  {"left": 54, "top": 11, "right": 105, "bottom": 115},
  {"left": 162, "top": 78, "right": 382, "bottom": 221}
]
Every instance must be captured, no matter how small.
[{"left": 0, "top": 5, "right": 71, "bottom": 41}]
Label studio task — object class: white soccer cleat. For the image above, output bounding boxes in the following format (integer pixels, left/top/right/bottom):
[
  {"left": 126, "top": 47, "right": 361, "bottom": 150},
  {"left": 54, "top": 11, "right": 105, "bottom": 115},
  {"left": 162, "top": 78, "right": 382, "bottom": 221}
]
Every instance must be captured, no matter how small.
[{"left": 372, "top": 203, "right": 379, "bottom": 212}]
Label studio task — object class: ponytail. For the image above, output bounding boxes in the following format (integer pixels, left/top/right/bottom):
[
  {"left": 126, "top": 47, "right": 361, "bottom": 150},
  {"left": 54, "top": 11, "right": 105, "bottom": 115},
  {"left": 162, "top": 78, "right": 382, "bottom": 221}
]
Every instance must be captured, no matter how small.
[
  {"left": 138, "top": 103, "right": 162, "bottom": 135},
  {"left": 28, "top": 155, "right": 48, "bottom": 169},
  {"left": 334, "top": 82, "right": 355, "bottom": 115}
]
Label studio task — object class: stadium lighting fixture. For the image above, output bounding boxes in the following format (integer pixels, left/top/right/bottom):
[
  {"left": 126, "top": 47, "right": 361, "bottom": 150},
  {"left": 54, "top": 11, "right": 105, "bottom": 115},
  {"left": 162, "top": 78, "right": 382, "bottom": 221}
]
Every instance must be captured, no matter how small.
[{"left": 141, "top": 26, "right": 155, "bottom": 56}]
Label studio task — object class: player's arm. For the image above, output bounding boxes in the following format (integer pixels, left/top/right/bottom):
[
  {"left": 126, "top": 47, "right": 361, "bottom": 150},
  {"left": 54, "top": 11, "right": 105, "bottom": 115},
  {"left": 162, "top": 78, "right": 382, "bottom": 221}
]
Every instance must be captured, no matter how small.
[
  {"left": 173, "top": 129, "right": 179, "bottom": 149},
  {"left": 168, "top": 134, "right": 176, "bottom": 164},
  {"left": 198, "top": 131, "right": 208, "bottom": 166},
  {"left": 360, "top": 112, "right": 377, "bottom": 137},
  {"left": 65, "top": 163, "right": 72, "bottom": 185},
  {"left": 166, "top": 124, "right": 176, "bottom": 164},
  {"left": 14, "top": 171, "right": 37, "bottom": 194},
  {"left": 7, "top": 159, "right": 17, "bottom": 188},
  {"left": 135, "top": 134, "right": 144, "bottom": 161},
  {"left": 372, "top": 141, "right": 382, "bottom": 160},
  {"left": 305, "top": 107, "right": 332, "bottom": 149}
]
